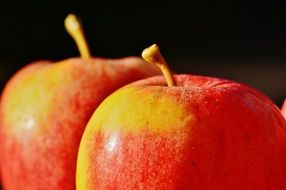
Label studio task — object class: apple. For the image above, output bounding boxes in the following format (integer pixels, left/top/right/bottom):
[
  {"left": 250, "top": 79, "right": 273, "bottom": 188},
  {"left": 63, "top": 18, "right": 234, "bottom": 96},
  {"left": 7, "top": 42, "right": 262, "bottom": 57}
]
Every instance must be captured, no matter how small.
[
  {"left": 0, "top": 15, "right": 160, "bottom": 190},
  {"left": 282, "top": 99, "right": 286, "bottom": 119},
  {"left": 77, "top": 44, "right": 286, "bottom": 189}
]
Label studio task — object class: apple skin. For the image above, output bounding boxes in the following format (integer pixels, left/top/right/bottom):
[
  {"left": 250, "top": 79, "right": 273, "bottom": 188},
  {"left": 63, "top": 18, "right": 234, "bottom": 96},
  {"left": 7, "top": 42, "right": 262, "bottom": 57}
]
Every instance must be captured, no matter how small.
[
  {"left": 77, "top": 74, "right": 286, "bottom": 190},
  {"left": 282, "top": 99, "right": 286, "bottom": 119},
  {"left": 0, "top": 57, "right": 160, "bottom": 190}
]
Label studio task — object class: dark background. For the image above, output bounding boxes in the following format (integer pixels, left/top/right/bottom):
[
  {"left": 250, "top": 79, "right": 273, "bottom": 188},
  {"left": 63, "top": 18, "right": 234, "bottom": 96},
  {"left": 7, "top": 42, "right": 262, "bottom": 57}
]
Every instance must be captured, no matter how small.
[{"left": 0, "top": 0, "right": 285, "bottom": 106}]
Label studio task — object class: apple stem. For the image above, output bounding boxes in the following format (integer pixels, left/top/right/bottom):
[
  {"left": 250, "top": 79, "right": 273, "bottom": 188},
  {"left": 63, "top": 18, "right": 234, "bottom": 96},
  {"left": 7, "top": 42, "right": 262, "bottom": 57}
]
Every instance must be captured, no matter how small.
[
  {"left": 64, "top": 14, "right": 91, "bottom": 59},
  {"left": 142, "top": 44, "right": 176, "bottom": 86}
]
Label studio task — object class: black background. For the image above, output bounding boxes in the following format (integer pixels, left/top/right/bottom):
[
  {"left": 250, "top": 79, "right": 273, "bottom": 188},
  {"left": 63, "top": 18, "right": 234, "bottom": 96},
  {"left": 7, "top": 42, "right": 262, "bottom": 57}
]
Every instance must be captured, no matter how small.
[{"left": 0, "top": 0, "right": 285, "bottom": 106}]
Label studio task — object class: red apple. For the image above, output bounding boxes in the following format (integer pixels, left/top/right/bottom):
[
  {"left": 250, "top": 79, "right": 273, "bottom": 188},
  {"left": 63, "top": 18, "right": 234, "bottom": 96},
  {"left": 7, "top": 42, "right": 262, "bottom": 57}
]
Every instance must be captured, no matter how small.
[
  {"left": 282, "top": 99, "right": 286, "bottom": 119},
  {"left": 77, "top": 44, "right": 286, "bottom": 190},
  {"left": 0, "top": 15, "right": 160, "bottom": 190}
]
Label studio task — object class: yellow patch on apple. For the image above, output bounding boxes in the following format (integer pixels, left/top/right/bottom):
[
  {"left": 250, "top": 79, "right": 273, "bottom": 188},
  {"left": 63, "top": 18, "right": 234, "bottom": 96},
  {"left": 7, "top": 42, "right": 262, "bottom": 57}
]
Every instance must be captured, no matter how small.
[
  {"left": 86, "top": 86, "right": 193, "bottom": 133},
  {"left": 3, "top": 62, "right": 73, "bottom": 134}
]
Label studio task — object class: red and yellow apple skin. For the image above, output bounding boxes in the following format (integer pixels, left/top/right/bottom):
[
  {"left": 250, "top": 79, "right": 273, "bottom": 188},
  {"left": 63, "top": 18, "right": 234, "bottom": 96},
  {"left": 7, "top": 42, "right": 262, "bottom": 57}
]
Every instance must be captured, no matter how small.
[
  {"left": 0, "top": 57, "right": 160, "bottom": 190},
  {"left": 77, "top": 75, "right": 286, "bottom": 190},
  {"left": 282, "top": 99, "right": 286, "bottom": 119}
]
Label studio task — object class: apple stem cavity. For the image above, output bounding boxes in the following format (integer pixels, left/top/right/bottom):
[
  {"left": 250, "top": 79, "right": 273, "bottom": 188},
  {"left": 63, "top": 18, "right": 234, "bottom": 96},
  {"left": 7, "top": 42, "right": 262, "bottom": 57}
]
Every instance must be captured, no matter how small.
[
  {"left": 142, "top": 44, "right": 176, "bottom": 86},
  {"left": 65, "top": 14, "right": 91, "bottom": 59}
]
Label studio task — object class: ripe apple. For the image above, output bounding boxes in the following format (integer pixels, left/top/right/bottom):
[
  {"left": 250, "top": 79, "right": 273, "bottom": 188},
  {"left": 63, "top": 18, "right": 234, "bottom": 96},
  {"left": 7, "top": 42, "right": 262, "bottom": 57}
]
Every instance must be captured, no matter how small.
[
  {"left": 282, "top": 99, "right": 286, "bottom": 119},
  {"left": 0, "top": 15, "right": 160, "bottom": 190},
  {"left": 77, "top": 44, "right": 286, "bottom": 189}
]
